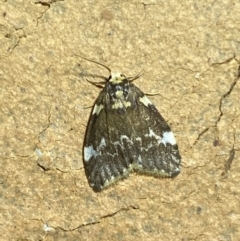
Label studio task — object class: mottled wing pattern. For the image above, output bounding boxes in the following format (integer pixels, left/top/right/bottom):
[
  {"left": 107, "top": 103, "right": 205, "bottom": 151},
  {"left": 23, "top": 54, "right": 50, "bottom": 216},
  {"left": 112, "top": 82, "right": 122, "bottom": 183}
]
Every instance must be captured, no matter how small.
[
  {"left": 83, "top": 78, "right": 181, "bottom": 192},
  {"left": 84, "top": 88, "right": 135, "bottom": 191}
]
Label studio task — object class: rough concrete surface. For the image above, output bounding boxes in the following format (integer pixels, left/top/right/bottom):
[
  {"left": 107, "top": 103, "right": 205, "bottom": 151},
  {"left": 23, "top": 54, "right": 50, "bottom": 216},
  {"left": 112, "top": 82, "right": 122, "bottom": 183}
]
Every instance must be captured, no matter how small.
[{"left": 0, "top": 0, "right": 240, "bottom": 240}]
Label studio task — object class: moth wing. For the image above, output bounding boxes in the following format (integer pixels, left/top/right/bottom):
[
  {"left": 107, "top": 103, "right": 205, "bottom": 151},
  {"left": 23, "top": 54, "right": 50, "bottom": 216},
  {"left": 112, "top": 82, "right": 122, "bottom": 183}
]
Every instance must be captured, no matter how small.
[
  {"left": 127, "top": 85, "right": 181, "bottom": 177},
  {"left": 83, "top": 89, "right": 135, "bottom": 191},
  {"left": 83, "top": 84, "right": 181, "bottom": 192}
]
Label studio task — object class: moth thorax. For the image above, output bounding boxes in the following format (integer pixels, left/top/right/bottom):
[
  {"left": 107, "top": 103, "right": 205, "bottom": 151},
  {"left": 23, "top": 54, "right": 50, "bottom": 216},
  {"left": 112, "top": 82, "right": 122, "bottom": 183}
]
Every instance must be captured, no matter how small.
[
  {"left": 115, "top": 90, "right": 124, "bottom": 98},
  {"left": 107, "top": 79, "right": 130, "bottom": 100}
]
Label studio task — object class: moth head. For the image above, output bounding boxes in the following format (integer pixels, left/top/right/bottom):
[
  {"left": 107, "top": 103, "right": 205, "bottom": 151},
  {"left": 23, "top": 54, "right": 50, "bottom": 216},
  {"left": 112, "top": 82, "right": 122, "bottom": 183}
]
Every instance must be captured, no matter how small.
[
  {"left": 109, "top": 73, "right": 127, "bottom": 84},
  {"left": 77, "top": 55, "right": 142, "bottom": 84}
]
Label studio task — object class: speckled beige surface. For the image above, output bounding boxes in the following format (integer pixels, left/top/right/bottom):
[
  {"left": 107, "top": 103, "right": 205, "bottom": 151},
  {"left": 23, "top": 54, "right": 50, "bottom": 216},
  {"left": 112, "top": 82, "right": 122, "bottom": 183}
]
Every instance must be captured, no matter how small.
[{"left": 0, "top": 0, "right": 240, "bottom": 240}]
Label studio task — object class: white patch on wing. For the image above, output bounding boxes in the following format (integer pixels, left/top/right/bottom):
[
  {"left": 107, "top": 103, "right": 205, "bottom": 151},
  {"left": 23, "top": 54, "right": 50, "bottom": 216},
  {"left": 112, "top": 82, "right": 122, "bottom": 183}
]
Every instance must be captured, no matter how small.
[
  {"left": 98, "top": 137, "right": 106, "bottom": 149},
  {"left": 114, "top": 141, "right": 120, "bottom": 146},
  {"left": 139, "top": 95, "right": 152, "bottom": 107},
  {"left": 146, "top": 129, "right": 161, "bottom": 143},
  {"left": 120, "top": 135, "right": 133, "bottom": 144},
  {"left": 120, "top": 135, "right": 130, "bottom": 141},
  {"left": 174, "top": 166, "right": 181, "bottom": 172},
  {"left": 136, "top": 137, "right": 142, "bottom": 142},
  {"left": 123, "top": 101, "right": 131, "bottom": 107},
  {"left": 161, "top": 131, "right": 176, "bottom": 145},
  {"left": 137, "top": 155, "right": 142, "bottom": 165},
  {"left": 112, "top": 100, "right": 131, "bottom": 109},
  {"left": 145, "top": 129, "right": 176, "bottom": 146},
  {"left": 84, "top": 145, "right": 98, "bottom": 162},
  {"left": 92, "top": 104, "right": 104, "bottom": 115}
]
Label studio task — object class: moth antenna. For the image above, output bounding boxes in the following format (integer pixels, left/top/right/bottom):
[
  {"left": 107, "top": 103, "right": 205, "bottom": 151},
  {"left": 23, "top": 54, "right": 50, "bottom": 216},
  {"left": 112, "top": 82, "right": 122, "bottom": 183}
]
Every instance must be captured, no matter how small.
[
  {"left": 128, "top": 71, "right": 144, "bottom": 82},
  {"left": 75, "top": 55, "right": 111, "bottom": 74}
]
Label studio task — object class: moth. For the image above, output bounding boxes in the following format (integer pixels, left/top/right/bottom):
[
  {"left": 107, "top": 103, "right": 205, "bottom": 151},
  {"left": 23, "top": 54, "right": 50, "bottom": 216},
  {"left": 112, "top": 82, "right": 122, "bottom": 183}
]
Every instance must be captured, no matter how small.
[{"left": 82, "top": 57, "right": 181, "bottom": 192}]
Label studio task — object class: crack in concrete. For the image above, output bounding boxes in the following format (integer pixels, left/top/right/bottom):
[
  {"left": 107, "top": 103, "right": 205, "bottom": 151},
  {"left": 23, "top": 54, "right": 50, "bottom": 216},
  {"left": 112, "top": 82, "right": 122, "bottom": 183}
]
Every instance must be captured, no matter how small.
[
  {"left": 36, "top": 110, "right": 52, "bottom": 171},
  {"left": 2, "top": 13, "right": 24, "bottom": 53},
  {"left": 215, "top": 65, "right": 240, "bottom": 125},
  {"left": 35, "top": 0, "right": 64, "bottom": 8},
  {"left": 216, "top": 65, "right": 239, "bottom": 175},
  {"left": 193, "top": 62, "right": 240, "bottom": 146},
  {"left": 224, "top": 148, "right": 235, "bottom": 172},
  {"left": 193, "top": 127, "right": 210, "bottom": 145},
  {"left": 192, "top": 61, "right": 239, "bottom": 177},
  {"left": 37, "top": 162, "right": 51, "bottom": 172},
  {"left": 35, "top": 0, "right": 64, "bottom": 27},
  {"left": 45, "top": 205, "right": 139, "bottom": 232},
  {"left": 221, "top": 127, "right": 238, "bottom": 177},
  {"left": 100, "top": 205, "right": 139, "bottom": 219},
  {"left": 37, "top": 111, "right": 51, "bottom": 144}
]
